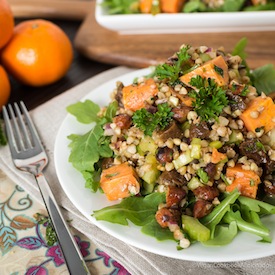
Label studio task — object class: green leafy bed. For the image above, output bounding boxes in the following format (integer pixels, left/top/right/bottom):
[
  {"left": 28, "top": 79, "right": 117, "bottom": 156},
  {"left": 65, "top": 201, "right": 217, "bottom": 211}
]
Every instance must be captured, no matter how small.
[{"left": 65, "top": 38, "right": 275, "bottom": 249}]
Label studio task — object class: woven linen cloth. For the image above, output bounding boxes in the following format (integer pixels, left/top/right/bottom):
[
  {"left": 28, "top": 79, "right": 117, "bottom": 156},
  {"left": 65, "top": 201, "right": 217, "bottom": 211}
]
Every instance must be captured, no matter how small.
[{"left": 0, "top": 66, "right": 274, "bottom": 275}]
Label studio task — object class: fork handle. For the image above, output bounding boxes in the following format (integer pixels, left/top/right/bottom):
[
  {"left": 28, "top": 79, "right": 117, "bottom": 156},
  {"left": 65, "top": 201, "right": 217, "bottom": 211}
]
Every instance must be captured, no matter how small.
[{"left": 35, "top": 173, "right": 91, "bottom": 275}]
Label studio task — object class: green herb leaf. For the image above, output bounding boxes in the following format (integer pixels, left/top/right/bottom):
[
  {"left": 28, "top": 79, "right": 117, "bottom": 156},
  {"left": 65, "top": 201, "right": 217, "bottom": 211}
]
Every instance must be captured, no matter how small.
[
  {"left": 223, "top": 209, "right": 271, "bottom": 242},
  {"left": 183, "top": 0, "right": 207, "bottom": 12},
  {"left": 132, "top": 103, "right": 173, "bottom": 136},
  {"left": 155, "top": 46, "right": 190, "bottom": 85},
  {"left": 66, "top": 100, "right": 101, "bottom": 124},
  {"left": 141, "top": 219, "right": 174, "bottom": 241},
  {"left": 251, "top": 64, "right": 275, "bottom": 95},
  {"left": 93, "top": 192, "right": 166, "bottom": 226},
  {"left": 189, "top": 76, "right": 229, "bottom": 121},
  {"left": 202, "top": 221, "right": 238, "bottom": 246},
  {"left": 101, "top": 0, "right": 139, "bottom": 14},
  {"left": 200, "top": 189, "right": 240, "bottom": 238},
  {"left": 232, "top": 37, "right": 248, "bottom": 60},
  {"left": 67, "top": 101, "right": 117, "bottom": 192},
  {"left": 36, "top": 213, "right": 57, "bottom": 246},
  {"left": 237, "top": 196, "right": 275, "bottom": 216},
  {"left": 222, "top": 0, "right": 245, "bottom": 12}
]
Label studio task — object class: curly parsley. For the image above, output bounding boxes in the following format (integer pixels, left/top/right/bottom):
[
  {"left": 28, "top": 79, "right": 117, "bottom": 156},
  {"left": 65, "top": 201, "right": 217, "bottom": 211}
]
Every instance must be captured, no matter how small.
[
  {"left": 35, "top": 213, "right": 57, "bottom": 246},
  {"left": 132, "top": 103, "right": 174, "bottom": 136},
  {"left": 189, "top": 76, "right": 228, "bottom": 121},
  {"left": 155, "top": 46, "right": 191, "bottom": 85}
]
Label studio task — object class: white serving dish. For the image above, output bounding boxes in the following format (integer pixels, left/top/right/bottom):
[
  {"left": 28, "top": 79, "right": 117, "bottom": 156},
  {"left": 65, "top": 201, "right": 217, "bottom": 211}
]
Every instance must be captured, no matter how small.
[{"left": 95, "top": 0, "right": 275, "bottom": 34}]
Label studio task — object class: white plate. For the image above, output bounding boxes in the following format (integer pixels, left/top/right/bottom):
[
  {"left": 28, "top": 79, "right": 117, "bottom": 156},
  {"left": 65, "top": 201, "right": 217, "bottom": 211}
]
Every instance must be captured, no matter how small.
[
  {"left": 95, "top": 0, "right": 275, "bottom": 34},
  {"left": 54, "top": 68, "right": 275, "bottom": 262}
]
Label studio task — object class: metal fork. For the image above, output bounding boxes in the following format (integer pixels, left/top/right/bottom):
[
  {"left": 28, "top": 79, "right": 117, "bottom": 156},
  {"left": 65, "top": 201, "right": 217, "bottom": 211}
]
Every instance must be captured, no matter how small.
[{"left": 3, "top": 101, "right": 91, "bottom": 275}]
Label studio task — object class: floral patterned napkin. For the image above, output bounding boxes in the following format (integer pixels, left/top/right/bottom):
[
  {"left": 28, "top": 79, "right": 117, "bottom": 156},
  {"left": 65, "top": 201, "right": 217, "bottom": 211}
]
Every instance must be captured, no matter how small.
[{"left": 0, "top": 169, "right": 130, "bottom": 274}]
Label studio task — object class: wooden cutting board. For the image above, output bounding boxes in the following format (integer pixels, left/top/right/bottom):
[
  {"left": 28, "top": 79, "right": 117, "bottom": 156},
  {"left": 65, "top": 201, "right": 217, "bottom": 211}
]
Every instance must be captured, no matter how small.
[{"left": 74, "top": 2, "right": 275, "bottom": 69}]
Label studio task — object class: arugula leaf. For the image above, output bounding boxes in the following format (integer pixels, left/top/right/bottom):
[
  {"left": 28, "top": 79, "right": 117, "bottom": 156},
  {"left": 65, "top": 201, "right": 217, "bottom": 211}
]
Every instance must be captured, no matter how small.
[
  {"left": 244, "top": 3, "right": 275, "bottom": 11},
  {"left": 132, "top": 103, "right": 173, "bottom": 136},
  {"left": 222, "top": 0, "right": 245, "bottom": 12},
  {"left": 66, "top": 100, "right": 101, "bottom": 124},
  {"left": 93, "top": 192, "right": 166, "bottom": 226},
  {"left": 183, "top": 0, "right": 207, "bottom": 12},
  {"left": 101, "top": 0, "right": 139, "bottom": 14},
  {"left": 155, "top": 46, "right": 190, "bottom": 85},
  {"left": 238, "top": 196, "right": 275, "bottom": 216},
  {"left": 232, "top": 37, "right": 248, "bottom": 60},
  {"left": 250, "top": 64, "right": 275, "bottom": 95},
  {"left": 202, "top": 221, "right": 238, "bottom": 246},
  {"left": 223, "top": 210, "right": 271, "bottom": 243},
  {"left": 67, "top": 100, "right": 117, "bottom": 192},
  {"left": 189, "top": 76, "right": 229, "bottom": 121},
  {"left": 141, "top": 219, "right": 174, "bottom": 241},
  {"left": 200, "top": 190, "right": 240, "bottom": 238}
]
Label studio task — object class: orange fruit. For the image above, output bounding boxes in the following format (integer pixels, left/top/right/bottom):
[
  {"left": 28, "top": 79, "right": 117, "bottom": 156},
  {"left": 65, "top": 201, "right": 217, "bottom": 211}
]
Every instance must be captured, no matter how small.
[
  {"left": 0, "top": 0, "right": 14, "bottom": 49},
  {"left": 1, "top": 19, "right": 73, "bottom": 87},
  {"left": 0, "top": 65, "right": 11, "bottom": 110}
]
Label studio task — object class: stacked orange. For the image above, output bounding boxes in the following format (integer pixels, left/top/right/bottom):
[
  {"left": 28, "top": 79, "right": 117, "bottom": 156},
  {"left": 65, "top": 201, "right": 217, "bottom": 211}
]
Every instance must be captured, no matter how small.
[{"left": 0, "top": 0, "right": 73, "bottom": 110}]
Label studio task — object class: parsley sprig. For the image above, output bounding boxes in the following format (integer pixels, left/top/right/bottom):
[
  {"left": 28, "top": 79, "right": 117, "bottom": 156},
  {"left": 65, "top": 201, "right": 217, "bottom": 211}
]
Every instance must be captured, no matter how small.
[
  {"left": 189, "top": 76, "right": 228, "bottom": 121},
  {"left": 132, "top": 103, "right": 173, "bottom": 136},
  {"left": 155, "top": 46, "right": 191, "bottom": 85},
  {"left": 35, "top": 213, "right": 57, "bottom": 246}
]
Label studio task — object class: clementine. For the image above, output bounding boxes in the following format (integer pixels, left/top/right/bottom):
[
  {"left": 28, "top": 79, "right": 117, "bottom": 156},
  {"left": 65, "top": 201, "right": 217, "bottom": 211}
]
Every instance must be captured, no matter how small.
[
  {"left": 1, "top": 19, "right": 73, "bottom": 87},
  {"left": 0, "top": 0, "right": 14, "bottom": 49},
  {"left": 0, "top": 65, "right": 11, "bottom": 110}
]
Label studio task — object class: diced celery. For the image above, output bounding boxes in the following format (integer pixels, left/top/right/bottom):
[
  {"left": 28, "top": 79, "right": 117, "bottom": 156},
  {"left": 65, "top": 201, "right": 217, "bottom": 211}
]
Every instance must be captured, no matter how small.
[
  {"left": 209, "top": 140, "right": 223, "bottom": 149},
  {"left": 182, "top": 214, "right": 210, "bottom": 242},
  {"left": 187, "top": 177, "right": 203, "bottom": 190},
  {"left": 141, "top": 154, "right": 160, "bottom": 191},
  {"left": 191, "top": 138, "right": 201, "bottom": 159},
  {"left": 200, "top": 53, "right": 211, "bottom": 62},
  {"left": 173, "top": 150, "right": 194, "bottom": 169},
  {"left": 142, "top": 181, "right": 156, "bottom": 195},
  {"left": 228, "top": 129, "right": 243, "bottom": 144},
  {"left": 142, "top": 167, "right": 160, "bottom": 185},
  {"left": 137, "top": 136, "right": 157, "bottom": 155}
]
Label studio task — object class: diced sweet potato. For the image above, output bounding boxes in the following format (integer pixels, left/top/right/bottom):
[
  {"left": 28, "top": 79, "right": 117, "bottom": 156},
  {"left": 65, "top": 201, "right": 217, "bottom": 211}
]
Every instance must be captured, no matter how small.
[
  {"left": 226, "top": 164, "right": 261, "bottom": 199},
  {"left": 139, "top": 0, "right": 153, "bottom": 13},
  {"left": 160, "top": 0, "right": 185, "bottom": 13},
  {"left": 100, "top": 163, "right": 140, "bottom": 201},
  {"left": 180, "top": 55, "right": 229, "bottom": 87},
  {"left": 211, "top": 147, "right": 227, "bottom": 164},
  {"left": 240, "top": 96, "right": 275, "bottom": 134},
  {"left": 122, "top": 78, "right": 159, "bottom": 111}
]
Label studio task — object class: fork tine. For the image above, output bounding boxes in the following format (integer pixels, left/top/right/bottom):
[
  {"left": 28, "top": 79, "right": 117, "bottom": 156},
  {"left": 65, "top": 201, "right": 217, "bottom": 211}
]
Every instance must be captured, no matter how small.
[
  {"left": 19, "top": 101, "right": 43, "bottom": 150},
  {"left": 14, "top": 102, "right": 33, "bottom": 149},
  {"left": 2, "top": 106, "right": 19, "bottom": 155}
]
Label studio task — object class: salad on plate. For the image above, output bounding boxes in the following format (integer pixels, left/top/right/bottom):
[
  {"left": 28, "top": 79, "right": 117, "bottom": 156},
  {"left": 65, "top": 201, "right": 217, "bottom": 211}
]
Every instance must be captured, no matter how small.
[
  {"left": 66, "top": 38, "right": 275, "bottom": 250},
  {"left": 100, "top": 0, "right": 275, "bottom": 14}
]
